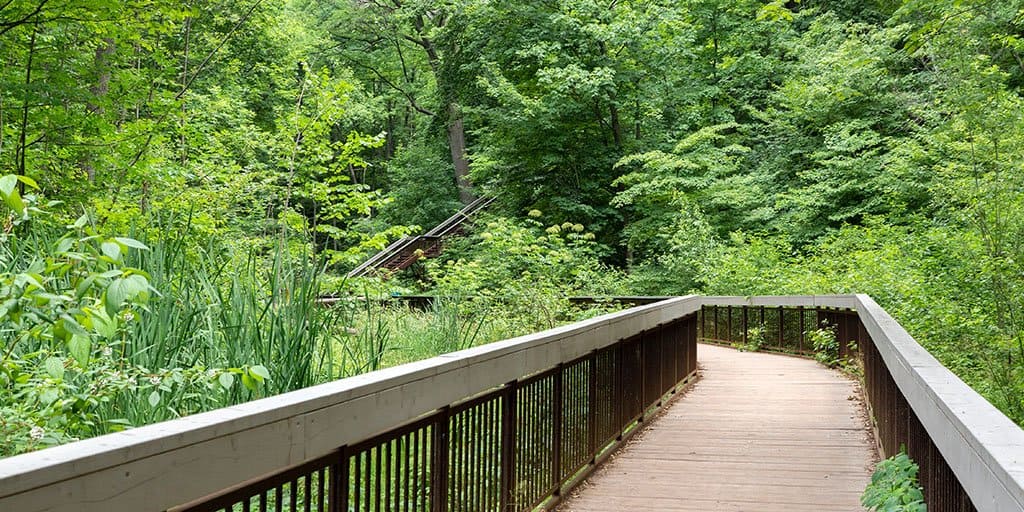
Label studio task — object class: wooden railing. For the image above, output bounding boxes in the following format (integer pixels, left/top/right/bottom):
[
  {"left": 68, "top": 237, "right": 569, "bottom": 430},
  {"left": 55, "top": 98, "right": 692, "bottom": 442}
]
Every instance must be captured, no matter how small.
[
  {"left": 698, "top": 302, "right": 860, "bottom": 357},
  {"left": 0, "top": 296, "right": 698, "bottom": 512},
  {"left": 700, "top": 295, "right": 1024, "bottom": 512},
  {"left": 1, "top": 295, "right": 1022, "bottom": 512}
]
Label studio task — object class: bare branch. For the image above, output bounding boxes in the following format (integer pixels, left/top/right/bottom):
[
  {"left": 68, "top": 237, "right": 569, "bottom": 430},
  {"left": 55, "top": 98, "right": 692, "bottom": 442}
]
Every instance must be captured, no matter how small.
[
  {"left": 0, "top": 0, "right": 50, "bottom": 37},
  {"left": 339, "top": 54, "right": 436, "bottom": 116}
]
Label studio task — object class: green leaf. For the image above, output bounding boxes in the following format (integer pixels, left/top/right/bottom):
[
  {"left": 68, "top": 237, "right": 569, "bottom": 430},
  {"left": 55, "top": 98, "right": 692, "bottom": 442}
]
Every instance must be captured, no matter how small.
[
  {"left": 60, "top": 314, "right": 91, "bottom": 337},
  {"left": 249, "top": 365, "right": 271, "bottom": 382},
  {"left": 16, "top": 175, "right": 39, "bottom": 190},
  {"left": 218, "top": 372, "right": 235, "bottom": 390},
  {"left": 44, "top": 357, "right": 65, "bottom": 380},
  {"left": 90, "top": 310, "right": 118, "bottom": 340},
  {"left": 114, "top": 237, "right": 150, "bottom": 251},
  {"left": 56, "top": 237, "right": 75, "bottom": 253},
  {"left": 148, "top": 390, "right": 161, "bottom": 407},
  {"left": 105, "top": 274, "right": 151, "bottom": 316},
  {"left": 72, "top": 214, "right": 89, "bottom": 229},
  {"left": 241, "top": 372, "right": 257, "bottom": 391},
  {"left": 3, "top": 188, "right": 25, "bottom": 213},
  {"left": 0, "top": 175, "right": 16, "bottom": 196},
  {"left": 39, "top": 388, "right": 59, "bottom": 406},
  {"left": 74, "top": 274, "right": 98, "bottom": 300},
  {"left": 68, "top": 335, "right": 92, "bottom": 367},
  {"left": 101, "top": 241, "right": 122, "bottom": 261},
  {"left": 18, "top": 272, "right": 44, "bottom": 290}
]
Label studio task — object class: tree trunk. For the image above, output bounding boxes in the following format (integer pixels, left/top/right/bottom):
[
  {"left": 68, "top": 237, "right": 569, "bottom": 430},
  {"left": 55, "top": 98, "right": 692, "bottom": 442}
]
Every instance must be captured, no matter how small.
[
  {"left": 609, "top": 102, "right": 622, "bottom": 147},
  {"left": 447, "top": 103, "right": 474, "bottom": 205},
  {"left": 17, "top": 21, "right": 39, "bottom": 187},
  {"left": 83, "top": 37, "right": 115, "bottom": 183},
  {"left": 409, "top": 15, "right": 474, "bottom": 204},
  {"left": 180, "top": 14, "right": 191, "bottom": 166}
]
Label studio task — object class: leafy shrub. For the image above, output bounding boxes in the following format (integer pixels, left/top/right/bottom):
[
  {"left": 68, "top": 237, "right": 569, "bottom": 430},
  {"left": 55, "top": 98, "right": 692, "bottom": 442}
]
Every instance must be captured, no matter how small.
[
  {"left": 861, "top": 450, "right": 927, "bottom": 512},
  {"left": 735, "top": 326, "right": 767, "bottom": 352},
  {"left": 0, "top": 178, "right": 336, "bottom": 455},
  {"left": 422, "top": 215, "right": 625, "bottom": 332},
  {"left": 809, "top": 326, "right": 840, "bottom": 367}
]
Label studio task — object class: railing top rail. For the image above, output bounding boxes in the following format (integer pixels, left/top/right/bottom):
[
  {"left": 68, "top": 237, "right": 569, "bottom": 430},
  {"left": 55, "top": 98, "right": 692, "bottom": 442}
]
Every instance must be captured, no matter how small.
[
  {"left": 423, "top": 195, "right": 495, "bottom": 238},
  {"left": 0, "top": 295, "right": 698, "bottom": 512},
  {"left": 854, "top": 294, "right": 1024, "bottom": 511},
  {"left": 4, "top": 294, "right": 1023, "bottom": 512},
  {"left": 697, "top": 294, "right": 859, "bottom": 309}
]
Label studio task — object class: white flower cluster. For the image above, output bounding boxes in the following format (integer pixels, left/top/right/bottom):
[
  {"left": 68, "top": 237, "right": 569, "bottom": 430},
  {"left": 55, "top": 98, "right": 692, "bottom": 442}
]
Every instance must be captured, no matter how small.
[{"left": 29, "top": 426, "right": 45, "bottom": 440}]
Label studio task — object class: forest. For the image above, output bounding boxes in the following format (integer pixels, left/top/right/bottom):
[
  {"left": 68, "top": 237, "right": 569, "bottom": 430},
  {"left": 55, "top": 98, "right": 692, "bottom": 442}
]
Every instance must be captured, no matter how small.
[{"left": 1, "top": 0, "right": 1022, "bottom": 459}]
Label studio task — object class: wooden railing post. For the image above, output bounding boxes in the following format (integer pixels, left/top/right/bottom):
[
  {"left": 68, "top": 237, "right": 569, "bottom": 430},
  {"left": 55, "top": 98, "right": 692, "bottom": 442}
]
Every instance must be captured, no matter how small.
[
  {"left": 741, "top": 306, "right": 748, "bottom": 346},
  {"left": 588, "top": 352, "right": 598, "bottom": 459},
  {"left": 777, "top": 306, "right": 784, "bottom": 349},
  {"left": 713, "top": 305, "right": 719, "bottom": 339},
  {"left": 500, "top": 381, "right": 518, "bottom": 512},
  {"left": 331, "top": 448, "right": 347, "bottom": 512},
  {"left": 759, "top": 306, "right": 765, "bottom": 339},
  {"left": 551, "top": 364, "right": 564, "bottom": 494},
  {"left": 727, "top": 305, "right": 733, "bottom": 342},
  {"left": 431, "top": 407, "right": 450, "bottom": 512},
  {"left": 797, "top": 305, "right": 805, "bottom": 353}
]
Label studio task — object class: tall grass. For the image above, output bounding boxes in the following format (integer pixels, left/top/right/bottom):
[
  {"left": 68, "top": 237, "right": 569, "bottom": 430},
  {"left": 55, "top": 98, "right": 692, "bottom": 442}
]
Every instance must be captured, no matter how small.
[
  {"left": 106, "top": 224, "right": 346, "bottom": 425},
  {"left": 344, "top": 296, "right": 624, "bottom": 369},
  {"left": 2, "top": 215, "right": 628, "bottom": 454}
]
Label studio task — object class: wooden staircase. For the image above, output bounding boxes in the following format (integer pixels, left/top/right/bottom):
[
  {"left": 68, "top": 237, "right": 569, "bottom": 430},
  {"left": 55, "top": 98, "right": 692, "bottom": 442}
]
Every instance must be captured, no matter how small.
[{"left": 347, "top": 196, "right": 496, "bottom": 278}]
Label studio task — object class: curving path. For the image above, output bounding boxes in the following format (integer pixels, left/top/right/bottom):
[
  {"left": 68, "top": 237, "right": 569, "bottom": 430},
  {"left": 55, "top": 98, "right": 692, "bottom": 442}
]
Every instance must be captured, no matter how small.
[{"left": 559, "top": 343, "right": 877, "bottom": 512}]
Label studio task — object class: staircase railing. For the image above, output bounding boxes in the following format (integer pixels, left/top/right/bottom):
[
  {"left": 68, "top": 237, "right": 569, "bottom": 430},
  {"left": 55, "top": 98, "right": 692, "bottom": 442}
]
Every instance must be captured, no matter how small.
[
  {"left": 347, "top": 196, "right": 497, "bottom": 279},
  {"left": 345, "top": 236, "right": 414, "bottom": 279}
]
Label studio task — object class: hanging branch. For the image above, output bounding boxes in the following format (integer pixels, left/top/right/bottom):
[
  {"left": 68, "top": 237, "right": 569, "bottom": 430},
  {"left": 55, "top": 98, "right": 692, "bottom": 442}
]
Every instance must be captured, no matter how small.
[
  {"left": 0, "top": 0, "right": 50, "bottom": 37},
  {"left": 16, "top": 18, "right": 39, "bottom": 190}
]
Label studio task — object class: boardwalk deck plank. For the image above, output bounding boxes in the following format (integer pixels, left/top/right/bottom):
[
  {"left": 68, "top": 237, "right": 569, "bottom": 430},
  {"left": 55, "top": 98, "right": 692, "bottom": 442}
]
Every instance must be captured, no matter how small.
[{"left": 559, "top": 344, "right": 877, "bottom": 512}]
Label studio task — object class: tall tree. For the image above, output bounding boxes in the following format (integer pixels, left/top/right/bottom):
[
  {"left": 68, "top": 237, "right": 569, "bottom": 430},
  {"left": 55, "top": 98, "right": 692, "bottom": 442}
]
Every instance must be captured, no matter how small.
[{"left": 317, "top": 0, "right": 476, "bottom": 204}]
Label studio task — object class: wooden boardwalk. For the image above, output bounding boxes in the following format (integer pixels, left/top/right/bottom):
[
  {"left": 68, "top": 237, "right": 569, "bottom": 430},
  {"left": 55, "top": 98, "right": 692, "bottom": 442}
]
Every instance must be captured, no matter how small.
[{"left": 559, "top": 344, "right": 877, "bottom": 512}]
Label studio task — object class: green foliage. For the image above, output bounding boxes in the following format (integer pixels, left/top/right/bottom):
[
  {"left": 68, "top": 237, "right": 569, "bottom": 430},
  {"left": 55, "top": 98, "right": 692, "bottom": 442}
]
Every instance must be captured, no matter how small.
[
  {"left": 5, "top": 0, "right": 1024, "bottom": 461},
  {"left": 862, "top": 450, "right": 927, "bottom": 512},
  {"left": 423, "top": 214, "right": 623, "bottom": 331},
  {"left": 0, "top": 184, "right": 348, "bottom": 454},
  {"left": 808, "top": 326, "right": 841, "bottom": 367},
  {"left": 378, "top": 143, "right": 462, "bottom": 229},
  {"left": 736, "top": 325, "right": 767, "bottom": 352},
  {"left": 614, "top": 124, "right": 749, "bottom": 255},
  {"left": 456, "top": 0, "right": 702, "bottom": 250}
]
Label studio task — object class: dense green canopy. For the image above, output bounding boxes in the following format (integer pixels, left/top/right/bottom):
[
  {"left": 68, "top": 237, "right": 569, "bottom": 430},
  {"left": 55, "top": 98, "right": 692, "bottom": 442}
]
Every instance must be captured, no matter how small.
[{"left": 1, "top": 0, "right": 1023, "bottom": 453}]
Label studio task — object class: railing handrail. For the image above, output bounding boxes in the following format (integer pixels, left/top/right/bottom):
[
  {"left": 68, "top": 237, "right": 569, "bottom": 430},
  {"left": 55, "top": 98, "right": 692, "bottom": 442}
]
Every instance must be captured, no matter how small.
[
  {"left": 0, "top": 295, "right": 700, "bottom": 512},
  {"left": 3, "top": 294, "right": 1022, "bottom": 512},
  {"left": 689, "top": 295, "right": 1024, "bottom": 512},
  {"left": 855, "top": 294, "right": 1024, "bottom": 511},
  {"left": 345, "top": 235, "right": 413, "bottom": 278},
  {"left": 347, "top": 195, "right": 497, "bottom": 278},
  {"left": 422, "top": 195, "right": 494, "bottom": 238}
]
